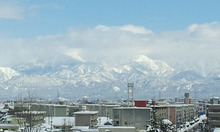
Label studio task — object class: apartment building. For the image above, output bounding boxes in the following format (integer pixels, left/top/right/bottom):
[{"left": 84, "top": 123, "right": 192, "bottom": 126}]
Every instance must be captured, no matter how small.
[
  {"left": 99, "top": 126, "right": 137, "bottom": 132},
  {"left": 206, "top": 104, "right": 220, "bottom": 132},
  {"left": 85, "top": 104, "right": 120, "bottom": 119},
  {"left": 151, "top": 106, "right": 167, "bottom": 127},
  {"left": 74, "top": 111, "right": 99, "bottom": 129},
  {"left": 166, "top": 104, "right": 196, "bottom": 126},
  {"left": 113, "top": 107, "right": 151, "bottom": 130},
  {"left": 15, "top": 111, "right": 46, "bottom": 127},
  {"left": 31, "top": 104, "right": 79, "bottom": 117}
]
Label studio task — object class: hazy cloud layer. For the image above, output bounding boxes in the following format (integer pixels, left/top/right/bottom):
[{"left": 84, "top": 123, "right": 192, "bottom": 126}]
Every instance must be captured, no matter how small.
[
  {"left": 0, "top": 22, "right": 220, "bottom": 75},
  {"left": 0, "top": 1, "right": 24, "bottom": 20}
]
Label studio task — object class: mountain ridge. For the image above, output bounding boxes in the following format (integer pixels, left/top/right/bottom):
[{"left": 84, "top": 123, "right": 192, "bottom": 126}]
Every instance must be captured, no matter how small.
[{"left": 0, "top": 55, "right": 219, "bottom": 100}]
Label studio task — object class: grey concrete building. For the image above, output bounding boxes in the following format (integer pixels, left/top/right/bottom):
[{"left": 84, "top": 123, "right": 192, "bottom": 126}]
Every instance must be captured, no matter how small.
[
  {"left": 74, "top": 111, "right": 98, "bottom": 129},
  {"left": 206, "top": 104, "right": 220, "bottom": 132},
  {"left": 113, "top": 107, "right": 151, "bottom": 130},
  {"left": 99, "top": 126, "right": 137, "bottom": 132},
  {"left": 85, "top": 104, "right": 120, "bottom": 119},
  {"left": 31, "top": 104, "right": 79, "bottom": 117}
]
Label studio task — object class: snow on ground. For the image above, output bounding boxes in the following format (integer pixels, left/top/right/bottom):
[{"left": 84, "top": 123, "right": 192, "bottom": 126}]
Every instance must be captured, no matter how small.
[
  {"left": 178, "top": 115, "right": 207, "bottom": 132},
  {"left": 214, "top": 128, "right": 220, "bottom": 132},
  {"left": 41, "top": 117, "right": 75, "bottom": 132},
  {"left": 97, "top": 117, "right": 113, "bottom": 126},
  {"left": 40, "top": 116, "right": 112, "bottom": 132}
]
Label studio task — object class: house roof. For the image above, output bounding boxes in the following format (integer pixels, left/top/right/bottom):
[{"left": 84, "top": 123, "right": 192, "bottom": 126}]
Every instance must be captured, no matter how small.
[{"left": 74, "top": 111, "right": 99, "bottom": 115}]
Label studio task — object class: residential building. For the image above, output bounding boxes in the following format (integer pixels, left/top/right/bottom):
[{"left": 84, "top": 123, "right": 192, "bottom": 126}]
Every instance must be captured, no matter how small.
[
  {"left": 31, "top": 104, "right": 72, "bottom": 117},
  {"left": 105, "top": 105, "right": 120, "bottom": 119},
  {"left": 12, "top": 102, "right": 29, "bottom": 115},
  {"left": 0, "top": 115, "right": 26, "bottom": 131},
  {"left": 99, "top": 126, "right": 137, "bottom": 132},
  {"left": 151, "top": 106, "right": 167, "bottom": 127},
  {"left": 15, "top": 111, "right": 46, "bottom": 127},
  {"left": 85, "top": 104, "right": 119, "bottom": 119},
  {"left": 74, "top": 111, "right": 98, "bottom": 129},
  {"left": 43, "top": 117, "right": 75, "bottom": 132},
  {"left": 1, "top": 115, "right": 26, "bottom": 126},
  {"left": 210, "top": 97, "right": 220, "bottom": 104},
  {"left": 166, "top": 104, "right": 196, "bottom": 126},
  {"left": 206, "top": 104, "right": 220, "bottom": 132},
  {"left": 113, "top": 107, "right": 151, "bottom": 130},
  {"left": 0, "top": 124, "right": 19, "bottom": 131}
]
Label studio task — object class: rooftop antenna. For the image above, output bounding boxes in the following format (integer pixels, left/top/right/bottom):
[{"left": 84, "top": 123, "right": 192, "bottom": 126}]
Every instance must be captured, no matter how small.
[{"left": 128, "top": 83, "right": 134, "bottom": 107}]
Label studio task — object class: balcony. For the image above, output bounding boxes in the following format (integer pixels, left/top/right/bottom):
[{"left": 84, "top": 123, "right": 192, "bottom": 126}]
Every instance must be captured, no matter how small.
[
  {"left": 208, "top": 112, "right": 220, "bottom": 118},
  {"left": 208, "top": 120, "right": 220, "bottom": 127}
]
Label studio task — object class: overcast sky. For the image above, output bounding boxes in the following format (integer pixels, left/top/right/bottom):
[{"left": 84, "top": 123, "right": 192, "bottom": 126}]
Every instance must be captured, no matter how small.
[{"left": 0, "top": 0, "right": 220, "bottom": 75}]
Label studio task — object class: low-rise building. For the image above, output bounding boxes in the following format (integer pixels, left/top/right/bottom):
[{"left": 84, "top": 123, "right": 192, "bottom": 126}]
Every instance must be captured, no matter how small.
[
  {"left": 74, "top": 111, "right": 98, "bottom": 129},
  {"left": 85, "top": 104, "right": 119, "bottom": 119},
  {"left": 210, "top": 97, "right": 220, "bottom": 104},
  {"left": 0, "top": 124, "right": 19, "bottom": 131},
  {"left": 31, "top": 104, "right": 77, "bottom": 117},
  {"left": 99, "top": 126, "right": 137, "bottom": 132},
  {"left": 113, "top": 107, "right": 151, "bottom": 130},
  {"left": 1, "top": 115, "right": 26, "bottom": 126},
  {"left": 15, "top": 111, "right": 46, "bottom": 127}
]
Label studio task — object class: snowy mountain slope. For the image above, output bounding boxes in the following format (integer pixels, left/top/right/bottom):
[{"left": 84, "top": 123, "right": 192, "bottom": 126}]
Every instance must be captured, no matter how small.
[
  {"left": 0, "top": 67, "right": 20, "bottom": 82},
  {"left": 171, "top": 71, "right": 205, "bottom": 81},
  {"left": 0, "top": 55, "right": 218, "bottom": 100}
]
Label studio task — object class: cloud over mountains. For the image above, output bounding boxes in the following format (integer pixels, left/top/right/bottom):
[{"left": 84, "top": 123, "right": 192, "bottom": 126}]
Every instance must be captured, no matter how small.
[{"left": 0, "top": 22, "right": 220, "bottom": 76}]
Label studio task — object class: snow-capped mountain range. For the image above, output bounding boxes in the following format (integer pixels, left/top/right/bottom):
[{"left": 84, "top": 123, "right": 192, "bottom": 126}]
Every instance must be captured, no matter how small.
[{"left": 0, "top": 55, "right": 219, "bottom": 100}]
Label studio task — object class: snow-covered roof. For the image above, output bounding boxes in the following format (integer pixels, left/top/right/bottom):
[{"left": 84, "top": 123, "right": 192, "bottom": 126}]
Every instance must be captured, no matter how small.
[
  {"left": 214, "top": 127, "right": 220, "bottom": 132},
  {"left": 1, "top": 109, "right": 9, "bottom": 113},
  {"left": 85, "top": 104, "right": 120, "bottom": 107},
  {"left": 178, "top": 115, "right": 207, "bottom": 132},
  {"left": 105, "top": 105, "right": 120, "bottom": 107},
  {"left": 44, "top": 117, "right": 75, "bottom": 127},
  {"left": 97, "top": 117, "right": 113, "bottom": 126},
  {"left": 165, "top": 104, "right": 195, "bottom": 107},
  {"left": 85, "top": 104, "right": 100, "bottom": 106},
  {"left": 0, "top": 124, "right": 19, "bottom": 129},
  {"left": 74, "top": 111, "right": 99, "bottom": 115},
  {"left": 16, "top": 111, "right": 46, "bottom": 114},
  {"left": 162, "top": 119, "right": 172, "bottom": 125},
  {"left": 32, "top": 103, "right": 68, "bottom": 107},
  {"left": 2, "top": 115, "right": 13, "bottom": 119},
  {"left": 72, "top": 127, "right": 99, "bottom": 132},
  {"left": 114, "top": 107, "right": 151, "bottom": 110},
  {"left": 99, "top": 126, "right": 136, "bottom": 129},
  {"left": 0, "top": 103, "right": 14, "bottom": 110},
  {"left": 73, "top": 126, "right": 89, "bottom": 129},
  {"left": 81, "top": 129, "right": 99, "bottom": 132}
]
